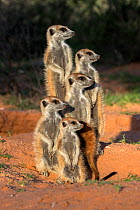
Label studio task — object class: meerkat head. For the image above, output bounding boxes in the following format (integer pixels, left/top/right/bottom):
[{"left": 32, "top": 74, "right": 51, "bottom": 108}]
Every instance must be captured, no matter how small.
[
  {"left": 61, "top": 117, "right": 84, "bottom": 132},
  {"left": 47, "top": 25, "right": 75, "bottom": 42},
  {"left": 68, "top": 73, "right": 94, "bottom": 89},
  {"left": 75, "top": 49, "right": 100, "bottom": 64},
  {"left": 40, "top": 96, "right": 68, "bottom": 114}
]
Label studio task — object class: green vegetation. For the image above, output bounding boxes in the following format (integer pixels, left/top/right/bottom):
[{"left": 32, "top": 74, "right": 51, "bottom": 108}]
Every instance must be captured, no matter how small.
[
  {"left": 18, "top": 180, "right": 29, "bottom": 187},
  {"left": 0, "top": 153, "right": 13, "bottom": 159},
  {"left": 118, "top": 134, "right": 127, "bottom": 144},
  {"left": 84, "top": 173, "right": 140, "bottom": 193},
  {"left": 23, "top": 173, "right": 35, "bottom": 179},
  {"left": 122, "top": 173, "right": 140, "bottom": 182},
  {"left": 105, "top": 91, "right": 140, "bottom": 106},
  {"left": 103, "top": 71, "right": 140, "bottom": 83},
  {"left": 131, "top": 142, "right": 140, "bottom": 145},
  {"left": 7, "top": 130, "right": 14, "bottom": 137},
  {"left": 0, "top": 163, "right": 8, "bottom": 169},
  {"left": 6, "top": 95, "right": 40, "bottom": 110},
  {"left": 113, "top": 184, "right": 123, "bottom": 193},
  {"left": 0, "top": 0, "right": 140, "bottom": 100},
  {"left": 84, "top": 180, "right": 123, "bottom": 193},
  {"left": 0, "top": 139, "right": 6, "bottom": 143},
  {"left": 120, "top": 111, "right": 140, "bottom": 115},
  {"left": 16, "top": 188, "right": 26, "bottom": 192}
]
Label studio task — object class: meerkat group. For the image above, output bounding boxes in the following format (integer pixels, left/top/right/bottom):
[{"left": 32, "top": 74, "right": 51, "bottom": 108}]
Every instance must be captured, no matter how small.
[{"left": 34, "top": 25, "right": 105, "bottom": 183}]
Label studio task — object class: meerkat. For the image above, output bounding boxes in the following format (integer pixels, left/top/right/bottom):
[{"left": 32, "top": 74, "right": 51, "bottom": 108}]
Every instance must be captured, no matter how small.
[
  {"left": 34, "top": 96, "right": 68, "bottom": 177},
  {"left": 65, "top": 73, "right": 101, "bottom": 179},
  {"left": 65, "top": 73, "right": 94, "bottom": 124},
  {"left": 54, "top": 117, "right": 87, "bottom": 183},
  {"left": 74, "top": 49, "right": 105, "bottom": 139},
  {"left": 44, "top": 25, "right": 75, "bottom": 100}
]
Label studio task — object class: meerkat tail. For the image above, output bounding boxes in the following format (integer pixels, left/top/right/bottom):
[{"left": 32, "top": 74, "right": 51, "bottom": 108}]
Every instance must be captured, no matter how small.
[
  {"left": 86, "top": 153, "right": 99, "bottom": 180},
  {"left": 96, "top": 87, "right": 105, "bottom": 137}
]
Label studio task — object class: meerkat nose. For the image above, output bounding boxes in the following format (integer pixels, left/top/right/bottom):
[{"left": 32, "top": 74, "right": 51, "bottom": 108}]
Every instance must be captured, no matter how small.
[
  {"left": 63, "top": 102, "right": 69, "bottom": 106},
  {"left": 97, "top": 54, "right": 100, "bottom": 59},
  {"left": 71, "top": 31, "right": 75, "bottom": 36}
]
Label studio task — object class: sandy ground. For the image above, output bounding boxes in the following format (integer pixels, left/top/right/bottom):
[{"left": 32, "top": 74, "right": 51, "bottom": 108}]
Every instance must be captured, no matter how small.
[
  {"left": 0, "top": 62, "right": 140, "bottom": 209},
  {"left": 0, "top": 104, "right": 140, "bottom": 209}
]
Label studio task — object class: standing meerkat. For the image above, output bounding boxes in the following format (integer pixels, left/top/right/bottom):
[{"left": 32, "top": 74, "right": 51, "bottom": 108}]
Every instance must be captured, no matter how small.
[
  {"left": 54, "top": 117, "right": 87, "bottom": 183},
  {"left": 65, "top": 73, "right": 94, "bottom": 124},
  {"left": 44, "top": 25, "right": 75, "bottom": 100},
  {"left": 74, "top": 49, "right": 105, "bottom": 138},
  {"left": 34, "top": 96, "right": 68, "bottom": 177},
  {"left": 65, "top": 73, "right": 100, "bottom": 180}
]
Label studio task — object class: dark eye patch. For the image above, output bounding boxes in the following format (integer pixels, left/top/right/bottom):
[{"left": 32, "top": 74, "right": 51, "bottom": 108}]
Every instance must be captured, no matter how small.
[
  {"left": 71, "top": 121, "right": 77, "bottom": 125},
  {"left": 49, "top": 28, "right": 55, "bottom": 36},
  {"left": 68, "top": 78, "right": 74, "bottom": 85},
  {"left": 78, "top": 76, "right": 86, "bottom": 81},
  {"left": 42, "top": 100, "right": 48, "bottom": 107},
  {"left": 52, "top": 99, "right": 60, "bottom": 104},
  {"left": 60, "top": 27, "right": 67, "bottom": 32},
  {"left": 86, "top": 51, "right": 93, "bottom": 56},
  {"left": 62, "top": 121, "right": 67, "bottom": 127},
  {"left": 77, "top": 53, "right": 83, "bottom": 60}
]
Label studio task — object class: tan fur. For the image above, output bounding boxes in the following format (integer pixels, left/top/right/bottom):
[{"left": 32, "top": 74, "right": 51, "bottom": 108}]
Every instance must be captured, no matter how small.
[
  {"left": 44, "top": 25, "right": 75, "bottom": 100},
  {"left": 54, "top": 117, "right": 87, "bottom": 183},
  {"left": 65, "top": 73, "right": 94, "bottom": 124},
  {"left": 34, "top": 96, "right": 68, "bottom": 176},
  {"left": 44, "top": 66, "right": 56, "bottom": 96},
  {"left": 74, "top": 49, "right": 105, "bottom": 137}
]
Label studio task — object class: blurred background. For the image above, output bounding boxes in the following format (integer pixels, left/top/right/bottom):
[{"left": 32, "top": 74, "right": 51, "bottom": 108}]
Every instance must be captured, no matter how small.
[{"left": 0, "top": 0, "right": 140, "bottom": 109}]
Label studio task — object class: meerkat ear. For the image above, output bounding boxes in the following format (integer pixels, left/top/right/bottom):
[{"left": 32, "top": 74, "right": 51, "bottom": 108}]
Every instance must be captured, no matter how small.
[
  {"left": 77, "top": 53, "right": 83, "bottom": 60},
  {"left": 42, "top": 100, "right": 48, "bottom": 107},
  {"left": 49, "top": 28, "right": 55, "bottom": 36},
  {"left": 68, "top": 77, "right": 74, "bottom": 85},
  {"left": 62, "top": 121, "right": 68, "bottom": 127}
]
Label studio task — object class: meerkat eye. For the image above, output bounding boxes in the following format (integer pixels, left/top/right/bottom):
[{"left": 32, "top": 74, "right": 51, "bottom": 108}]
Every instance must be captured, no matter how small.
[
  {"left": 49, "top": 28, "right": 55, "bottom": 36},
  {"left": 60, "top": 27, "right": 67, "bottom": 32},
  {"left": 71, "top": 121, "right": 77, "bottom": 125},
  {"left": 68, "top": 78, "right": 74, "bottom": 85},
  {"left": 52, "top": 99, "right": 60, "bottom": 104},
  {"left": 62, "top": 121, "right": 67, "bottom": 127},
  {"left": 86, "top": 52, "right": 93, "bottom": 56},
  {"left": 42, "top": 100, "right": 48, "bottom": 107},
  {"left": 77, "top": 53, "right": 83, "bottom": 60},
  {"left": 78, "top": 76, "right": 86, "bottom": 81}
]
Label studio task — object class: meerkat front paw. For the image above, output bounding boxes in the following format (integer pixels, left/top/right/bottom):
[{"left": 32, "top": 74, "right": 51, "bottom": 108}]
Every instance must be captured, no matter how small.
[
  {"left": 42, "top": 171, "right": 49, "bottom": 177},
  {"left": 56, "top": 177, "right": 66, "bottom": 184},
  {"left": 71, "top": 165, "right": 77, "bottom": 171}
]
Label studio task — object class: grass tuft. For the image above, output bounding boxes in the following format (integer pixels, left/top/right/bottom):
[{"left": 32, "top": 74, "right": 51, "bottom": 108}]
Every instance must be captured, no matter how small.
[
  {"left": 105, "top": 91, "right": 140, "bottom": 106},
  {"left": 0, "top": 153, "right": 13, "bottom": 159},
  {"left": 122, "top": 173, "right": 140, "bottom": 182}
]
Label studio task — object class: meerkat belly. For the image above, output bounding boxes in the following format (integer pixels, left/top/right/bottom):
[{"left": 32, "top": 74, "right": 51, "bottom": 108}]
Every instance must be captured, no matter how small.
[
  {"left": 40, "top": 118, "right": 60, "bottom": 143},
  {"left": 41, "top": 140, "right": 51, "bottom": 166},
  {"left": 47, "top": 119, "right": 60, "bottom": 140},
  {"left": 53, "top": 47, "right": 66, "bottom": 69},
  {"left": 63, "top": 141, "right": 76, "bottom": 164},
  {"left": 53, "top": 47, "right": 66, "bottom": 99},
  {"left": 70, "top": 98, "right": 89, "bottom": 123},
  {"left": 54, "top": 72, "right": 66, "bottom": 100}
]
